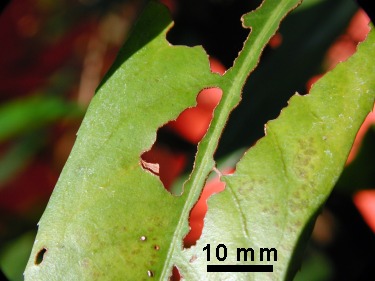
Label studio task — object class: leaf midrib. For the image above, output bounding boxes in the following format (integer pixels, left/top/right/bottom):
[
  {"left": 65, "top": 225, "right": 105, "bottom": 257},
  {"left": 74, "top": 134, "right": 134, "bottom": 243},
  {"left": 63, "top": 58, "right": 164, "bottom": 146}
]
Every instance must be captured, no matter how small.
[{"left": 159, "top": 1, "right": 301, "bottom": 279}]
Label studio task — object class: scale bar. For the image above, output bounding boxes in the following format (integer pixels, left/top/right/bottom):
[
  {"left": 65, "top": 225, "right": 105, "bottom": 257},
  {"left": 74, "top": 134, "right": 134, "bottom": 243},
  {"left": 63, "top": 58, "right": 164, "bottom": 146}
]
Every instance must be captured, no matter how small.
[{"left": 207, "top": 264, "right": 273, "bottom": 272}]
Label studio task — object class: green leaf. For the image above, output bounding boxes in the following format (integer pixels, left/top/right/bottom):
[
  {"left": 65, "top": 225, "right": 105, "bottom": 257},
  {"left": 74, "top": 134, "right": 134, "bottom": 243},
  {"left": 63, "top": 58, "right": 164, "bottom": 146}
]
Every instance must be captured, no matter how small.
[
  {"left": 217, "top": 0, "right": 358, "bottom": 157},
  {"left": 293, "top": 249, "right": 333, "bottom": 281},
  {"left": 24, "top": 1, "right": 375, "bottom": 281},
  {"left": 0, "top": 135, "right": 44, "bottom": 187},
  {"left": 0, "top": 232, "right": 36, "bottom": 281},
  {"left": 176, "top": 27, "right": 375, "bottom": 281},
  {"left": 0, "top": 96, "right": 82, "bottom": 141},
  {"left": 25, "top": 2, "right": 218, "bottom": 280}
]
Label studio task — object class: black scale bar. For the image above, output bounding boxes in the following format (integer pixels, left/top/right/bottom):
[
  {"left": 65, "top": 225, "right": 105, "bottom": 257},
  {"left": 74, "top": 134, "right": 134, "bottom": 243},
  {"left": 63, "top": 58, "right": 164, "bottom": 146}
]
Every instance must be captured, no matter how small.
[{"left": 207, "top": 264, "right": 273, "bottom": 272}]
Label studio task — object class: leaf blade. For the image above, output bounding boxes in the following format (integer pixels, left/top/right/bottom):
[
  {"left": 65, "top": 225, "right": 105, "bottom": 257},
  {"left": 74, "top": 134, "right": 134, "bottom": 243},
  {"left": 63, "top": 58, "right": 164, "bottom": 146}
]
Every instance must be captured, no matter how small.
[
  {"left": 24, "top": 3, "right": 218, "bottom": 280},
  {"left": 178, "top": 27, "right": 375, "bottom": 281}
]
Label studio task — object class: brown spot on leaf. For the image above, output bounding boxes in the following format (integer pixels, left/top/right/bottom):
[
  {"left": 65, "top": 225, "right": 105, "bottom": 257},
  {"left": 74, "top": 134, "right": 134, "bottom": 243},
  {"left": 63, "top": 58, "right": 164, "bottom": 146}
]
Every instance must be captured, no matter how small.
[
  {"left": 141, "top": 159, "right": 160, "bottom": 175},
  {"left": 294, "top": 138, "right": 319, "bottom": 181},
  {"left": 189, "top": 255, "right": 197, "bottom": 263}
]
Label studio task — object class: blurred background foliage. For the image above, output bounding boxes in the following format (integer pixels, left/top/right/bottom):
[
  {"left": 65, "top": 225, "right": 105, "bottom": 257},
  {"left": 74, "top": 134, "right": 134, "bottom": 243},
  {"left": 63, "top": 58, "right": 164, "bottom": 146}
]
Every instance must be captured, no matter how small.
[{"left": 0, "top": 0, "right": 374, "bottom": 280}]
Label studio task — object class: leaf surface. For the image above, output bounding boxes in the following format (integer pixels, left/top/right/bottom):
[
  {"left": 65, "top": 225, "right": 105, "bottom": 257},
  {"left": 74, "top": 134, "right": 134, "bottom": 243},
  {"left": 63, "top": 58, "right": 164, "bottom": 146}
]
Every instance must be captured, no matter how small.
[
  {"left": 177, "top": 27, "right": 375, "bottom": 281},
  {"left": 217, "top": 0, "right": 358, "bottom": 157},
  {"left": 25, "top": 3, "right": 218, "bottom": 280},
  {"left": 24, "top": 1, "right": 375, "bottom": 280}
]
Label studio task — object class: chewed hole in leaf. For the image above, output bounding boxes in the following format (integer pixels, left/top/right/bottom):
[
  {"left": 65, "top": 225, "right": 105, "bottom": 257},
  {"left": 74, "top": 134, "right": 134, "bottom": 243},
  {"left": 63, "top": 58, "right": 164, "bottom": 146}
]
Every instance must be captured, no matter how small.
[
  {"left": 170, "top": 265, "right": 181, "bottom": 281},
  {"left": 184, "top": 175, "right": 226, "bottom": 248},
  {"left": 165, "top": 0, "right": 254, "bottom": 68},
  {"left": 167, "top": 87, "right": 223, "bottom": 144},
  {"left": 34, "top": 248, "right": 47, "bottom": 265},
  {"left": 141, "top": 141, "right": 190, "bottom": 193},
  {"left": 140, "top": 86, "right": 223, "bottom": 194}
]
